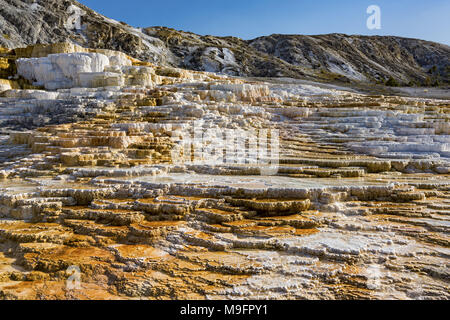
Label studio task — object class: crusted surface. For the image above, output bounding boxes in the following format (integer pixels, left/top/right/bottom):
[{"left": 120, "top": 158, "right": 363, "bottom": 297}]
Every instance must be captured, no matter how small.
[{"left": 0, "top": 44, "right": 449, "bottom": 300}]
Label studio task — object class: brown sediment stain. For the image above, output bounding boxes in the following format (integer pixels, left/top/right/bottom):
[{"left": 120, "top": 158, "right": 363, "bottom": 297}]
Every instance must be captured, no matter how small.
[
  {"left": 223, "top": 220, "right": 257, "bottom": 227},
  {"left": 202, "top": 208, "right": 236, "bottom": 215},
  {"left": 294, "top": 228, "right": 320, "bottom": 236},
  {"left": 237, "top": 225, "right": 295, "bottom": 235},
  {"left": 137, "top": 198, "right": 157, "bottom": 204},
  {"left": 114, "top": 244, "right": 171, "bottom": 260},
  {"left": 63, "top": 206, "right": 90, "bottom": 211},
  {"left": 135, "top": 220, "right": 185, "bottom": 229},
  {"left": 40, "top": 246, "right": 114, "bottom": 262}
]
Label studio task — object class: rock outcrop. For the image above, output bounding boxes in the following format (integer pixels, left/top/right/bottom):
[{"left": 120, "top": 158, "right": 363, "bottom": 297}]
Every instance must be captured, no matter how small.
[{"left": 0, "top": 0, "right": 173, "bottom": 64}]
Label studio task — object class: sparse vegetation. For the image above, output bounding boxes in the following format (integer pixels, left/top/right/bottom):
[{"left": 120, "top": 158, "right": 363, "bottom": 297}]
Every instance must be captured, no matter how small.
[
  {"left": 420, "top": 76, "right": 442, "bottom": 87},
  {"left": 385, "top": 76, "right": 399, "bottom": 87},
  {"left": 428, "top": 65, "right": 437, "bottom": 74}
]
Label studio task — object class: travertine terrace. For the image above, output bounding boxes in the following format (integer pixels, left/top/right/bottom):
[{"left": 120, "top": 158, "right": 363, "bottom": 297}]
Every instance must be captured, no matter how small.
[{"left": 0, "top": 43, "right": 449, "bottom": 300}]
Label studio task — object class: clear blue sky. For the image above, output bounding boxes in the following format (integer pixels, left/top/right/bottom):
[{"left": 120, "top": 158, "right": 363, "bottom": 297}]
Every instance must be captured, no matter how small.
[{"left": 77, "top": 0, "right": 450, "bottom": 44}]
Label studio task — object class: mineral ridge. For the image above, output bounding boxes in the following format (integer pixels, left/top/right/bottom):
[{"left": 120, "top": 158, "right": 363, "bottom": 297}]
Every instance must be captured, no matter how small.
[{"left": 0, "top": 40, "right": 448, "bottom": 300}]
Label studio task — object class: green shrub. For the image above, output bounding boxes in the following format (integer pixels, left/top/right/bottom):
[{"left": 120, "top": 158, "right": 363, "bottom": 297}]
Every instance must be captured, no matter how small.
[
  {"left": 428, "top": 65, "right": 437, "bottom": 74},
  {"left": 385, "top": 76, "right": 399, "bottom": 87}
]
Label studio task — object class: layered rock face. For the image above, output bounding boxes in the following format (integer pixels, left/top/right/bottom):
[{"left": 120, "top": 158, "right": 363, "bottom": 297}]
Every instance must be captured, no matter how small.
[
  {"left": 0, "top": 0, "right": 173, "bottom": 64},
  {"left": 248, "top": 34, "right": 450, "bottom": 83},
  {"left": 0, "top": 0, "right": 448, "bottom": 85},
  {"left": 0, "top": 43, "right": 449, "bottom": 300}
]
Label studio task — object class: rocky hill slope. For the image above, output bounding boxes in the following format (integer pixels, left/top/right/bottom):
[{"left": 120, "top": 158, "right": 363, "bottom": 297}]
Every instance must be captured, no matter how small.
[
  {"left": 0, "top": 0, "right": 449, "bottom": 85},
  {"left": 0, "top": 0, "right": 173, "bottom": 64},
  {"left": 248, "top": 34, "right": 450, "bottom": 84}
]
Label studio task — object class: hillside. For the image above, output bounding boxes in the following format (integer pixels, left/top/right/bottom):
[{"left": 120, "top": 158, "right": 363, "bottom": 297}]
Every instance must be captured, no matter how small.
[{"left": 0, "top": 0, "right": 449, "bottom": 85}]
